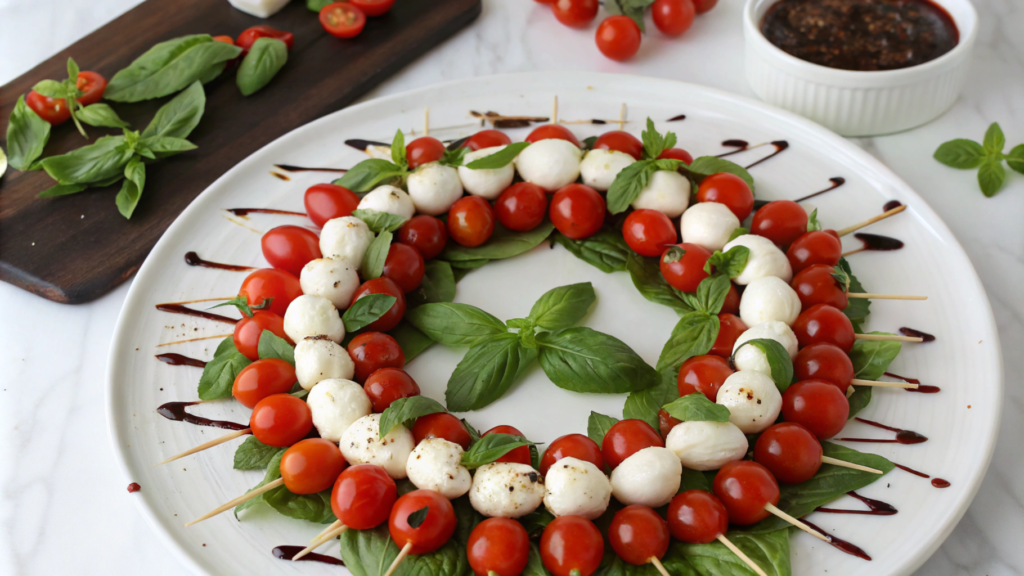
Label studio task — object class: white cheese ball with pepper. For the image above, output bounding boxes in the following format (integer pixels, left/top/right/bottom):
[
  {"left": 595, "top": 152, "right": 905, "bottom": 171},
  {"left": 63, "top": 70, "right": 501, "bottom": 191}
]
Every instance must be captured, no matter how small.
[
  {"left": 339, "top": 414, "right": 414, "bottom": 479},
  {"left": 723, "top": 234, "right": 792, "bottom": 285},
  {"left": 469, "top": 462, "right": 545, "bottom": 518},
  {"left": 716, "top": 371, "right": 783, "bottom": 434},
  {"left": 319, "top": 216, "right": 374, "bottom": 266},
  {"left": 609, "top": 447, "right": 681, "bottom": 508},
  {"left": 294, "top": 337, "right": 355, "bottom": 390},
  {"left": 300, "top": 258, "right": 359, "bottom": 310},
  {"left": 665, "top": 420, "right": 749, "bottom": 471},
  {"left": 631, "top": 169, "right": 690, "bottom": 218},
  {"left": 579, "top": 149, "right": 635, "bottom": 191},
  {"left": 406, "top": 438, "right": 472, "bottom": 499},
  {"left": 542, "top": 457, "right": 612, "bottom": 520},
  {"left": 514, "top": 139, "right": 582, "bottom": 192},
  {"left": 739, "top": 276, "right": 802, "bottom": 327},
  {"left": 458, "top": 146, "right": 516, "bottom": 199},
  {"left": 408, "top": 162, "right": 464, "bottom": 215},
  {"left": 307, "top": 378, "right": 371, "bottom": 442},
  {"left": 357, "top": 185, "right": 415, "bottom": 222},
  {"left": 681, "top": 201, "right": 742, "bottom": 252},
  {"left": 731, "top": 321, "right": 798, "bottom": 375},
  {"left": 283, "top": 294, "right": 345, "bottom": 343}
]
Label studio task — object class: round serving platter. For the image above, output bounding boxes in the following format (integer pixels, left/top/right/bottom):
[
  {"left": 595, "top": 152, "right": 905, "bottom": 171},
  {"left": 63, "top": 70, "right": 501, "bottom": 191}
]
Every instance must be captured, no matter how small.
[{"left": 106, "top": 71, "right": 1002, "bottom": 576}]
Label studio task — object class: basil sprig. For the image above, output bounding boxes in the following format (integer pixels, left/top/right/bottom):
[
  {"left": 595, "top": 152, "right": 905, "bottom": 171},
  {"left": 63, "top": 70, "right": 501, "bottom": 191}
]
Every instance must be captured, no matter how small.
[
  {"left": 335, "top": 130, "right": 410, "bottom": 193},
  {"left": 655, "top": 273, "right": 734, "bottom": 374},
  {"left": 198, "top": 336, "right": 252, "bottom": 400},
  {"left": 6, "top": 94, "right": 50, "bottom": 171},
  {"left": 703, "top": 245, "right": 750, "bottom": 279},
  {"left": 236, "top": 37, "right": 288, "bottom": 97},
  {"left": 31, "top": 58, "right": 90, "bottom": 137},
  {"left": 105, "top": 34, "right": 241, "bottom": 102},
  {"left": 807, "top": 208, "right": 822, "bottom": 232},
  {"left": 662, "top": 393, "right": 731, "bottom": 423},
  {"left": 934, "top": 122, "right": 1024, "bottom": 197},
  {"left": 606, "top": 119, "right": 686, "bottom": 214}
]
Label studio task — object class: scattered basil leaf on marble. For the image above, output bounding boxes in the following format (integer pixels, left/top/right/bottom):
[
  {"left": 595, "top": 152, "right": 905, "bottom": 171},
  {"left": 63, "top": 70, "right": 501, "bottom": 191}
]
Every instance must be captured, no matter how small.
[
  {"left": 237, "top": 37, "right": 288, "bottom": 96},
  {"left": 934, "top": 122, "right": 1022, "bottom": 197},
  {"left": 344, "top": 293, "right": 397, "bottom": 333},
  {"left": 106, "top": 35, "right": 241, "bottom": 102},
  {"left": 6, "top": 95, "right": 51, "bottom": 171}
]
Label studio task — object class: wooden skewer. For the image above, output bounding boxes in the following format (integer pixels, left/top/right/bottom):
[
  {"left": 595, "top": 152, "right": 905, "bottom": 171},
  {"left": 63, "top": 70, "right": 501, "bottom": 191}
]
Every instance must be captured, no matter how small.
[
  {"left": 617, "top": 103, "right": 627, "bottom": 131},
  {"left": 764, "top": 503, "right": 830, "bottom": 542},
  {"left": 424, "top": 107, "right": 430, "bottom": 137},
  {"left": 716, "top": 534, "right": 768, "bottom": 576},
  {"left": 156, "top": 333, "right": 234, "bottom": 347},
  {"left": 842, "top": 247, "right": 866, "bottom": 257},
  {"left": 853, "top": 333, "right": 923, "bottom": 343},
  {"left": 185, "top": 477, "right": 284, "bottom": 526},
  {"left": 649, "top": 557, "right": 670, "bottom": 576},
  {"left": 558, "top": 118, "right": 633, "bottom": 125},
  {"left": 851, "top": 378, "right": 919, "bottom": 390},
  {"left": 821, "top": 456, "right": 883, "bottom": 474},
  {"left": 552, "top": 95, "right": 559, "bottom": 124},
  {"left": 384, "top": 542, "right": 413, "bottom": 576},
  {"left": 837, "top": 205, "right": 906, "bottom": 237},
  {"left": 847, "top": 293, "right": 927, "bottom": 301},
  {"left": 312, "top": 519, "right": 344, "bottom": 542},
  {"left": 155, "top": 428, "right": 251, "bottom": 466},
  {"left": 292, "top": 524, "right": 349, "bottom": 561}
]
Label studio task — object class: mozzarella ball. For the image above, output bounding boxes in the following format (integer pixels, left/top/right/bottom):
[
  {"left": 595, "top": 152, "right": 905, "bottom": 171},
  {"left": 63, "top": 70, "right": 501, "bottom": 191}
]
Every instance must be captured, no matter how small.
[
  {"left": 681, "top": 202, "right": 742, "bottom": 252},
  {"left": 364, "top": 144, "right": 392, "bottom": 160},
  {"left": 307, "top": 378, "right": 371, "bottom": 442},
  {"left": 356, "top": 185, "right": 415, "bottom": 222},
  {"left": 294, "top": 337, "right": 355, "bottom": 390},
  {"left": 739, "top": 276, "right": 802, "bottom": 327},
  {"left": 732, "top": 321, "right": 798, "bottom": 376},
  {"left": 542, "top": 457, "right": 612, "bottom": 520},
  {"left": 723, "top": 234, "right": 792, "bottom": 285},
  {"left": 514, "top": 139, "right": 582, "bottom": 192},
  {"left": 408, "top": 162, "right": 464, "bottom": 215},
  {"left": 469, "top": 463, "right": 545, "bottom": 518},
  {"left": 579, "top": 149, "right": 635, "bottom": 191},
  {"left": 457, "top": 146, "right": 516, "bottom": 199},
  {"left": 300, "top": 258, "right": 360, "bottom": 310},
  {"left": 716, "top": 371, "right": 783, "bottom": 434},
  {"left": 319, "top": 216, "right": 374, "bottom": 266},
  {"left": 609, "top": 447, "right": 681, "bottom": 508},
  {"left": 665, "top": 421, "right": 749, "bottom": 471},
  {"left": 339, "top": 414, "right": 414, "bottom": 479},
  {"left": 406, "top": 438, "right": 472, "bottom": 499},
  {"left": 284, "top": 295, "right": 345, "bottom": 343},
  {"left": 631, "top": 170, "right": 690, "bottom": 218}
]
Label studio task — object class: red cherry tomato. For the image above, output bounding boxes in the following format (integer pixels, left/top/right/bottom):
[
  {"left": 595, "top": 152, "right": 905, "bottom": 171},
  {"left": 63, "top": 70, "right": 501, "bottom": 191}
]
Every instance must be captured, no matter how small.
[
  {"left": 652, "top": 0, "right": 696, "bottom": 36},
  {"left": 350, "top": 0, "right": 394, "bottom": 17},
  {"left": 280, "top": 438, "right": 347, "bottom": 494},
  {"left": 712, "top": 460, "right": 780, "bottom": 525},
  {"left": 791, "top": 264, "right": 849, "bottom": 311},
  {"left": 609, "top": 505, "right": 671, "bottom": 566},
  {"left": 347, "top": 332, "right": 405, "bottom": 383},
  {"left": 525, "top": 124, "right": 581, "bottom": 147},
  {"left": 383, "top": 243, "right": 425, "bottom": 293},
  {"left": 697, "top": 174, "right": 755, "bottom": 221},
  {"left": 239, "top": 268, "right": 302, "bottom": 317},
  {"left": 754, "top": 423, "right": 823, "bottom": 484},
  {"left": 593, "top": 130, "right": 644, "bottom": 160},
  {"left": 232, "top": 358, "right": 297, "bottom": 408},
  {"left": 261, "top": 225, "right": 322, "bottom": 276},
  {"left": 398, "top": 215, "right": 448, "bottom": 260},
  {"left": 709, "top": 313, "right": 747, "bottom": 359},
  {"left": 482, "top": 425, "right": 532, "bottom": 465},
  {"left": 233, "top": 311, "right": 290, "bottom": 361},
  {"left": 751, "top": 200, "right": 809, "bottom": 249},
  {"left": 540, "top": 434, "right": 605, "bottom": 476},
  {"left": 406, "top": 136, "right": 446, "bottom": 169},
  {"left": 364, "top": 368, "right": 420, "bottom": 413},
  {"left": 550, "top": 184, "right": 606, "bottom": 240},
  {"left": 540, "top": 516, "right": 605, "bottom": 576},
  {"left": 677, "top": 354, "right": 734, "bottom": 402},
  {"left": 787, "top": 230, "right": 842, "bottom": 274},
  {"left": 304, "top": 183, "right": 360, "bottom": 228},
  {"left": 212, "top": 35, "right": 235, "bottom": 45},
  {"left": 595, "top": 16, "right": 642, "bottom": 62},
  {"left": 25, "top": 91, "right": 71, "bottom": 125},
  {"left": 250, "top": 394, "right": 313, "bottom": 447},
  {"left": 461, "top": 130, "right": 512, "bottom": 151},
  {"left": 792, "top": 304, "right": 855, "bottom": 352},
  {"left": 448, "top": 196, "right": 496, "bottom": 248},
  {"left": 658, "top": 147, "right": 694, "bottom": 164},
  {"left": 692, "top": 0, "right": 718, "bottom": 13},
  {"left": 75, "top": 71, "right": 107, "bottom": 106},
  {"left": 350, "top": 277, "right": 406, "bottom": 332},
  {"left": 412, "top": 413, "right": 472, "bottom": 451},
  {"left": 389, "top": 490, "right": 457, "bottom": 555},
  {"left": 660, "top": 243, "right": 712, "bottom": 293},
  {"left": 602, "top": 419, "right": 664, "bottom": 469},
  {"left": 721, "top": 282, "right": 741, "bottom": 315},
  {"left": 622, "top": 209, "right": 677, "bottom": 257},
  {"left": 467, "top": 518, "right": 531, "bottom": 576},
  {"left": 319, "top": 3, "right": 366, "bottom": 39},
  {"left": 782, "top": 380, "right": 850, "bottom": 440},
  {"left": 552, "top": 0, "right": 599, "bottom": 28},
  {"left": 793, "top": 343, "right": 854, "bottom": 392},
  {"left": 237, "top": 25, "right": 295, "bottom": 52},
  {"left": 668, "top": 490, "right": 729, "bottom": 543},
  {"left": 332, "top": 464, "right": 397, "bottom": 529},
  {"left": 658, "top": 408, "right": 683, "bottom": 438},
  {"left": 495, "top": 182, "right": 548, "bottom": 232}
]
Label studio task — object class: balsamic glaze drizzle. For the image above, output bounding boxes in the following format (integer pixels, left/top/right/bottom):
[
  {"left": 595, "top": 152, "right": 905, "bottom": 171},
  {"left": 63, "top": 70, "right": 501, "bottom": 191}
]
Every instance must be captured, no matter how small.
[
  {"left": 801, "top": 519, "right": 872, "bottom": 561},
  {"left": 816, "top": 491, "right": 897, "bottom": 515},
  {"left": 155, "top": 353, "right": 207, "bottom": 368},
  {"left": 883, "top": 200, "right": 903, "bottom": 212},
  {"left": 899, "top": 327, "right": 936, "bottom": 342},
  {"left": 745, "top": 141, "right": 790, "bottom": 169},
  {"left": 851, "top": 233, "right": 905, "bottom": 251},
  {"left": 272, "top": 546, "right": 345, "bottom": 565},
  {"left": 270, "top": 172, "right": 290, "bottom": 181},
  {"left": 667, "top": 114, "right": 687, "bottom": 121},
  {"left": 794, "top": 177, "right": 847, "bottom": 203},
  {"left": 344, "top": 139, "right": 389, "bottom": 151},
  {"left": 837, "top": 417, "right": 928, "bottom": 444},
  {"left": 885, "top": 370, "right": 941, "bottom": 394},
  {"left": 893, "top": 462, "right": 951, "bottom": 487},
  {"left": 273, "top": 164, "right": 349, "bottom": 173},
  {"left": 157, "top": 401, "right": 249, "bottom": 431},
  {"left": 227, "top": 208, "right": 307, "bottom": 217},
  {"left": 717, "top": 139, "right": 749, "bottom": 157},
  {"left": 184, "top": 252, "right": 255, "bottom": 272},
  {"left": 154, "top": 303, "right": 238, "bottom": 325}
]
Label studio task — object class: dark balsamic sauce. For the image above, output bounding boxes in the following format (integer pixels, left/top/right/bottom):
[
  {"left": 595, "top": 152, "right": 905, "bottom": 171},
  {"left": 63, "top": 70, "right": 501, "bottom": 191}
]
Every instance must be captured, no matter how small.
[
  {"left": 155, "top": 353, "right": 207, "bottom": 368},
  {"left": 273, "top": 164, "right": 348, "bottom": 174},
  {"left": 932, "top": 478, "right": 951, "bottom": 488},
  {"left": 718, "top": 139, "right": 749, "bottom": 157},
  {"left": 852, "top": 233, "right": 904, "bottom": 251},
  {"left": 891, "top": 462, "right": 952, "bottom": 488},
  {"left": 838, "top": 417, "right": 928, "bottom": 444},
  {"left": 883, "top": 371, "right": 941, "bottom": 393},
  {"left": 345, "top": 139, "right": 389, "bottom": 151},
  {"left": 272, "top": 546, "right": 345, "bottom": 565},
  {"left": 883, "top": 200, "right": 903, "bottom": 212},
  {"left": 816, "top": 491, "right": 897, "bottom": 515},
  {"left": 900, "top": 327, "right": 936, "bottom": 342},
  {"left": 155, "top": 303, "right": 238, "bottom": 325},
  {"left": 127, "top": 482, "right": 141, "bottom": 493},
  {"left": 745, "top": 141, "right": 790, "bottom": 169},
  {"left": 794, "top": 177, "right": 847, "bottom": 202},
  {"left": 270, "top": 172, "right": 291, "bottom": 181},
  {"left": 667, "top": 114, "right": 687, "bottom": 121},
  {"left": 184, "top": 251, "right": 255, "bottom": 272},
  {"left": 800, "top": 519, "right": 872, "bottom": 561},
  {"left": 157, "top": 401, "right": 249, "bottom": 431},
  {"left": 227, "top": 208, "right": 307, "bottom": 217},
  {"left": 446, "top": 136, "right": 470, "bottom": 151}
]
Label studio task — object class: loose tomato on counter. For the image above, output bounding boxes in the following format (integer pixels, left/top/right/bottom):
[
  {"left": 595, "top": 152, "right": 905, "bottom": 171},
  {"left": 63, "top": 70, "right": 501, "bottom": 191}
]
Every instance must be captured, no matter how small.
[
  {"left": 237, "top": 25, "right": 295, "bottom": 53},
  {"left": 550, "top": 184, "right": 605, "bottom": 240},
  {"left": 239, "top": 268, "right": 302, "bottom": 317},
  {"left": 347, "top": 331, "right": 406, "bottom": 382},
  {"left": 261, "top": 225, "right": 322, "bottom": 276},
  {"left": 364, "top": 367, "right": 420, "bottom": 412},
  {"left": 350, "top": 277, "right": 406, "bottom": 332},
  {"left": 461, "top": 129, "right": 512, "bottom": 151},
  {"left": 351, "top": 0, "right": 395, "bottom": 17},
  {"left": 622, "top": 209, "right": 677, "bottom": 257},
  {"left": 304, "top": 183, "right": 360, "bottom": 227},
  {"left": 495, "top": 182, "right": 548, "bottom": 232},
  {"left": 552, "top": 0, "right": 599, "bottom": 28},
  {"left": 652, "top": 0, "right": 696, "bottom": 36},
  {"left": 596, "top": 16, "right": 642, "bottom": 62},
  {"left": 398, "top": 215, "right": 448, "bottom": 260},
  {"left": 26, "top": 70, "right": 108, "bottom": 125},
  {"left": 467, "top": 518, "right": 531, "bottom": 576},
  {"left": 448, "top": 196, "right": 496, "bottom": 247},
  {"left": 75, "top": 71, "right": 107, "bottom": 106},
  {"left": 319, "top": 2, "right": 367, "bottom": 39}
]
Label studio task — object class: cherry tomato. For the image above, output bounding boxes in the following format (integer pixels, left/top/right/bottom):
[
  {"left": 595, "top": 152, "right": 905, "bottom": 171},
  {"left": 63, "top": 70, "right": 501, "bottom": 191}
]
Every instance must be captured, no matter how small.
[
  {"left": 622, "top": 209, "right": 677, "bottom": 257},
  {"left": 350, "top": 277, "right": 407, "bottom": 332},
  {"left": 239, "top": 268, "right": 302, "bottom": 317},
  {"left": 787, "top": 230, "right": 842, "bottom": 274},
  {"left": 350, "top": 0, "right": 394, "bottom": 17},
  {"left": 461, "top": 129, "right": 512, "bottom": 151},
  {"left": 305, "top": 183, "right": 360, "bottom": 228},
  {"left": 677, "top": 354, "right": 734, "bottom": 402},
  {"left": 609, "top": 505, "right": 671, "bottom": 566},
  {"left": 467, "top": 518, "right": 531, "bottom": 576},
  {"left": 594, "top": 130, "right": 644, "bottom": 160},
  {"left": 658, "top": 147, "right": 694, "bottom": 164},
  {"left": 652, "top": 0, "right": 696, "bottom": 36},
  {"left": 782, "top": 380, "right": 850, "bottom": 440},
  {"left": 697, "top": 174, "right": 755, "bottom": 221},
  {"left": 540, "top": 516, "right": 605, "bottom": 576},
  {"left": 212, "top": 35, "right": 235, "bottom": 45},
  {"left": 482, "top": 425, "right": 532, "bottom": 465},
  {"left": 25, "top": 91, "right": 71, "bottom": 125},
  {"left": 709, "top": 313, "right": 747, "bottom": 359},
  {"left": 250, "top": 394, "right": 313, "bottom": 447},
  {"left": 793, "top": 343, "right": 854, "bottom": 392},
  {"left": 658, "top": 408, "right": 683, "bottom": 438},
  {"left": 412, "top": 413, "right": 472, "bottom": 450},
  {"left": 406, "top": 136, "right": 446, "bottom": 169},
  {"left": 347, "top": 332, "right": 405, "bottom": 383},
  {"left": 398, "top": 215, "right": 448, "bottom": 260},
  {"left": 712, "top": 460, "right": 780, "bottom": 525},
  {"left": 389, "top": 490, "right": 457, "bottom": 555},
  {"left": 692, "top": 0, "right": 718, "bottom": 13},
  {"left": 448, "top": 196, "right": 496, "bottom": 248},
  {"left": 319, "top": 3, "right": 366, "bottom": 39},
  {"left": 332, "top": 464, "right": 397, "bottom": 529},
  {"left": 791, "top": 264, "right": 848, "bottom": 311},
  {"left": 237, "top": 25, "right": 295, "bottom": 52},
  {"left": 751, "top": 200, "right": 809, "bottom": 249},
  {"left": 75, "top": 71, "right": 107, "bottom": 106},
  {"left": 540, "top": 434, "right": 605, "bottom": 475},
  {"left": 754, "top": 423, "right": 822, "bottom": 484},
  {"left": 595, "top": 16, "right": 642, "bottom": 62},
  {"left": 550, "top": 184, "right": 606, "bottom": 240},
  {"left": 383, "top": 243, "right": 425, "bottom": 293},
  {"left": 232, "top": 358, "right": 297, "bottom": 408},
  {"left": 495, "top": 182, "right": 548, "bottom": 232},
  {"left": 660, "top": 243, "right": 711, "bottom": 293},
  {"left": 525, "top": 124, "right": 581, "bottom": 147},
  {"left": 721, "top": 282, "right": 741, "bottom": 315},
  {"left": 552, "top": 0, "right": 599, "bottom": 28},
  {"left": 667, "top": 490, "right": 729, "bottom": 543},
  {"left": 280, "top": 438, "right": 347, "bottom": 494},
  {"left": 535, "top": 0, "right": 556, "bottom": 3},
  {"left": 602, "top": 419, "right": 664, "bottom": 469},
  {"left": 364, "top": 368, "right": 420, "bottom": 413},
  {"left": 261, "top": 225, "right": 322, "bottom": 276},
  {"left": 792, "top": 304, "right": 855, "bottom": 352},
  {"left": 233, "top": 311, "right": 290, "bottom": 361}
]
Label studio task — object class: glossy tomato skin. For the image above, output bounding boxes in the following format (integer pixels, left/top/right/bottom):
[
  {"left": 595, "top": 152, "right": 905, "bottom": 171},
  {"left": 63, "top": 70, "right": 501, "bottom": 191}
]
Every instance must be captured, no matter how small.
[
  {"left": 652, "top": 0, "right": 696, "bottom": 36},
  {"left": 782, "top": 380, "right": 850, "bottom": 440},
  {"left": 791, "top": 264, "right": 849, "bottom": 311},
  {"left": 351, "top": 0, "right": 394, "bottom": 17},
  {"left": 350, "top": 277, "right": 407, "bottom": 332},
  {"left": 658, "top": 408, "right": 683, "bottom": 438},
  {"left": 398, "top": 215, "right": 448, "bottom": 260},
  {"left": 212, "top": 35, "right": 235, "bottom": 45},
  {"left": 261, "top": 225, "right": 322, "bottom": 276},
  {"left": 540, "top": 516, "right": 605, "bottom": 576},
  {"left": 364, "top": 368, "right": 420, "bottom": 412},
  {"left": 787, "top": 231, "right": 842, "bottom": 274},
  {"left": 667, "top": 490, "right": 729, "bottom": 543},
  {"left": 794, "top": 343, "right": 854, "bottom": 392},
  {"left": 75, "top": 71, "right": 107, "bottom": 105},
  {"left": 658, "top": 147, "right": 694, "bottom": 164},
  {"left": 623, "top": 209, "right": 677, "bottom": 257},
  {"left": 347, "top": 332, "right": 405, "bottom": 383},
  {"left": 26, "top": 91, "right": 71, "bottom": 124},
  {"left": 250, "top": 394, "right": 314, "bottom": 447},
  {"left": 550, "top": 184, "right": 606, "bottom": 240},
  {"left": 660, "top": 243, "right": 712, "bottom": 293},
  {"left": 602, "top": 419, "right": 664, "bottom": 469},
  {"left": 540, "top": 434, "right": 605, "bottom": 475},
  {"left": 483, "top": 425, "right": 532, "bottom": 465},
  {"left": 595, "top": 16, "right": 642, "bottom": 62},
  {"left": 412, "top": 413, "right": 473, "bottom": 450},
  {"left": 721, "top": 282, "right": 741, "bottom": 315},
  {"left": 697, "top": 173, "right": 755, "bottom": 221},
  {"left": 383, "top": 243, "right": 426, "bottom": 293},
  {"left": 467, "top": 518, "right": 531, "bottom": 576},
  {"left": 331, "top": 464, "right": 397, "bottom": 529},
  {"left": 609, "top": 505, "right": 671, "bottom": 565},
  {"left": 305, "top": 183, "right": 360, "bottom": 227},
  {"left": 319, "top": 3, "right": 366, "bottom": 38},
  {"left": 280, "top": 438, "right": 347, "bottom": 494},
  {"left": 712, "top": 460, "right": 780, "bottom": 525},
  {"left": 792, "top": 304, "right": 855, "bottom": 352},
  {"left": 709, "top": 313, "right": 747, "bottom": 358},
  {"left": 389, "top": 489, "right": 457, "bottom": 555},
  {"left": 462, "top": 129, "right": 512, "bottom": 151},
  {"left": 448, "top": 196, "right": 496, "bottom": 248},
  {"left": 692, "top": 0, "right": 717, "bottom": 13},
  {"left": 232, "top": 358, "right": 297, "bottom": 408},
  {"left": 754, "top": 423, "right": 822, "bottom": 484},
  {"left": 552, "top": 0, "right": 599, "bottom": 28},
  {"left": 593, "top": 130, "right": 643, "bottom": 160},
  {"left": 233, "top": 311, "right": 290, "bottom": 361},
  {"left": 240, "top": 268, "right": 302, "bottom": 317},
  {"left": 495, "top": 182, "right": 548, "bottom": 232},
  {"left": 406, "top": 136, "right": 446, "bottom": 169},
  {"left": 677, "top": 354, "right": 734, "bottom": 402},
  {"left": 237, "top": 25, "right": 295, "bottom": 52},
  {"left": 525, "top": 124, "right": 581, "bottom": 147},
  {"left": 751, "top": 200, "right": 808, "bottom": 248}
]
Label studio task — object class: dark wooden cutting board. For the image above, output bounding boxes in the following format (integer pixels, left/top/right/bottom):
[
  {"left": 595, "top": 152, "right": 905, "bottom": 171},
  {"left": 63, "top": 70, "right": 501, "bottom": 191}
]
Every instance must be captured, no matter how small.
[{"left": 0, "top": 0, "right": 481, "bottom": 304}]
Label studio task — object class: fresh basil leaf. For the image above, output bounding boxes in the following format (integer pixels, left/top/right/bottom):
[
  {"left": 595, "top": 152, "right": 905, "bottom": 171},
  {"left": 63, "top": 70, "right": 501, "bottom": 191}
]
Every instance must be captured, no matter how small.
[
  {"left": 361, "top": 230, "right": 393, "bottom": 280},
  {"left": 306, "top": 0, "right": 333, "bottom": 11},
  {"left": 440, "top": 146, "right": 468, "bottom": 168},
  {"left": 446, "top": 335, "right": 537, "bottom": 411},
  {"left": 263, "top": 486, "right": 336, "bottom": 524},
  {"left": 733, "top": 338, "right": 794, "bottom": 392},
  {"left": 978, "top": 158, "right": 1006, "bottom": 197},
  {"left": 6, "top": 95, "right": 51, "bottom": 171},
  {"left": 38, "top": 182, "right": 88, "bottom": 198},
  {"left": 704, "top": 246, "right": 750, "bottom": 279},
  {"left": 606, "top": 160, "right": 656, "bottom": 214},
  {"left": 656, "top": 312, "right": 719, "bottom": 373},
  {"left": 214, "top": 335, "right": 239, "bottom": 357},
  {"left": 344, "top": 293, "right": 398, "bottom": 333},
  {"left": 464, "top": 142, "right": 530, "bottom": 169},
  {"left": 257, "top": 329, "right": 296, "bottom": 364},
  {"left": 840, "top": 258, "right": 870, "bottom": 327},
  {"left": 581, "top": 135, "right": 598, "bottom": 151},
  {"left": 691, "top": 274, "right": 732, "bottom": 315},
  {"left": 537, "top": 327, "right": 659, "bottom": 394},
  {"left": 451, "top": 494, "right": 484, "bottom": 548},
  {"left": 353, "top": 209, "right": 407, "bottom": 233},
  {"left": 599, "top": 545, "right": 699, "bottom": 576},
  {"left": 728, "top": 227, "right": 749, "bottom": 242},
  {"left": 197, "top": 347, "right": 251, "bottom": 400},
  {"left": 106, "top": 35, "right": 241, "bottom": 102},
  {"left": 407, "top": 260, "right": 456, "bottom": 308},
  {"left": 686, "top": 156, "right": 755, "bottom": 192},
  {"left": 390, "top": 129, "right": 407, "bottom": 168},
  {"left": 339, "top": 525, "right": 469, "bottom": 576},
  {"left": 847, "top": 384, "right": 872, "bottom": 418},
  {"left": 983, "top": 122, "right": 1006, "bottom": 154},
  {"left": 662, "top": 393, "right": 731, "bottom": 423},
  {"left": 31, "top": 79, "right": 67, "bottom": 99},
  {"left": 234, "top": 450, "right": 283, "bottom": 517},
  {"left": 41, "top": 135, "right": 131, "bottom": 184},
  {"left": 623, "top": 371, "right": 680, "bottom": 430},
  {"left": 406, "top": 302, "right": 508, "bottom": 347},
  {"left": 528, "top": 282, "right": 596, "bottom": 331},
  {"left": 442, "top": 221, "right": 555, "bottom": 262},
  {"left": 587, "top": 411, "right": 620, "bottom": 445},
  {"left": 137, "top": 136, "right": 197, "bottom": 158},
  {"left": 75, "top": 103, "right": 129, "bottom": 129},
  {"left": 461, "top": 419, "right": 482, "bottom": 444},
  {"left": 461, "top": 432, "right": 536, "bottom": 469},
  {"left": 142, "top": 81, "right": 206, "bottom": 139},
  {"left": 679, "top": 467, "right": 712, "bottom": 493},
  {"left": 236, "top": 37, "right": 287, "bottom": 96},
  {"left": 676, "top": 530, "right": 790, "bottom": 576},
  {"left": 233, "top": 436, "right": 285, "bottom": 470},
  {"left": 379, "top": 396, "right": 447, "bottom": 439},
  {"left": 388, "top": 320, "right": 433, "bottom": 362},
  {"left": 552, "top": 227, "right": 631, "bottom": 273},
  {"left": 449, "top": 258, "right": 490, "bottom": 271},
  {"left": 334, "top": 158, "right": 407, "bottom": 193},
  {"left": 933, "top": 138, "right": 986, "bottom": 169},
  {"left": 115, "top": 156, "right": 146, "bottom": 219},
  {"left": 806, "top": 208, "right": 822, "bottom": 232},
  {"left": 1007, "top": 144, "right": 1024, "bottom": 174},
  {"left": 849, "top": 333, "right": 902, "bottom": 380},
  {"left": 626, "top": 252, "right": 693, "bottom": 314}
]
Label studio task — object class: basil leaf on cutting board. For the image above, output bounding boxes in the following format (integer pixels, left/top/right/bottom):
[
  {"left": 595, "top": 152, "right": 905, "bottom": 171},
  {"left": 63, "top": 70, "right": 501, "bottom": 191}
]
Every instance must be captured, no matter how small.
[
  {"left": 41, "top": 135, "right": 132, "bottom": 184},
  {"left": 76, "top": 103, "right": 130, "bottom": 129},
  {"left": 114, "top": 156, "right": 146, "bottom": 219},
  {"left": 236, "top": 37, "right": 288, "bottom": 96},
  {"left": 106, "top": 35, "right": 242, "bottom": 102},
  {"left": 142, "top": 80, "right": 206, "bottom": 139},
  {"left": 6, "top": 94, "right": 51, "bottom": 171}
]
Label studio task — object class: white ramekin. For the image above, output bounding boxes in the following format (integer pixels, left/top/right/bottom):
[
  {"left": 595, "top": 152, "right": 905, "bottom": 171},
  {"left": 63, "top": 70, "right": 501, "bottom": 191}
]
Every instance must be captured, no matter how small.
[{"left": 743, "top": 0, "right": 977, "bottom": 137}]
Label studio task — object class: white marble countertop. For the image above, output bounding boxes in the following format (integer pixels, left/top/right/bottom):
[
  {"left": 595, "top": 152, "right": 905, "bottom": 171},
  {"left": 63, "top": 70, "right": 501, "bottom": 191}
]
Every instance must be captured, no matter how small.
[{"left": 1, "top": 0, "right": 1021, "bottom": 574}]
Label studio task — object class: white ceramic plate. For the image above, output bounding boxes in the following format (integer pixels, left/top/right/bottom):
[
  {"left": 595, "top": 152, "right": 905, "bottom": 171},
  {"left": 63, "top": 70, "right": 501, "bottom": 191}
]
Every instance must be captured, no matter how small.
[{"left": 107, "top": 72, "right": 1002, "bottom": 576}]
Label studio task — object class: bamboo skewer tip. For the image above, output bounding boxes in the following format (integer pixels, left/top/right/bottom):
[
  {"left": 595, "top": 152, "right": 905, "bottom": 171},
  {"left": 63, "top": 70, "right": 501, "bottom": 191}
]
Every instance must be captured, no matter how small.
[
  {"left": 184, "top": 477, "right": 283, "bottom": 527},
  {"left": 821, "top": 455, "right": 884, "bottom": 474},
  {"left": 649, "top": 557, "right": 670, "bottom": 576},
  {"left": 717, "top": 534, "right": 768, "bottom": 576},
  {"left": 764, "top": 503, "right": 830, "bottom": 543},
  {"left": 384, "top": 542, "right": 414, "bottom": 576}
]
